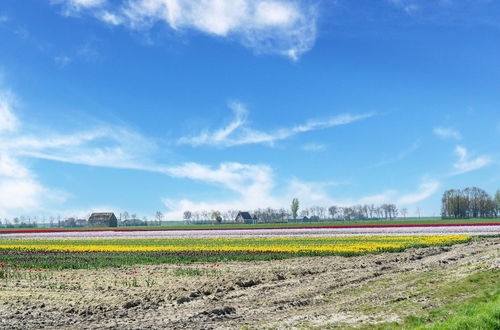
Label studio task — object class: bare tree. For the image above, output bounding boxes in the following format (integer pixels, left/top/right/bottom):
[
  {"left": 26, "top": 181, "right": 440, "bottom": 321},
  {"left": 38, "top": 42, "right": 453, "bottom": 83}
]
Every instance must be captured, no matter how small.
[
  {"left": 228, "top": 209, "right": 239, "bottom": 221},
  {"left": 201, "top": 211, "right": 210, "bottom": 221},
  {"left": 155, "top": 211, "right": 163, "bottom": 225},
  {"left": 317, "top": 206, "right": 326, "bottom": 220},
  {"left": 328, "top": 206, "right": 338, "bottom": 219}
]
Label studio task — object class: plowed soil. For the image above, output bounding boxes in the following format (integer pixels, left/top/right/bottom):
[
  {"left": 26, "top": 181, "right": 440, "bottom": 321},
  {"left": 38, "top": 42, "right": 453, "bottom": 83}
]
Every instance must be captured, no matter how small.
[{"left": 0, "top": 237, "right": 498, "bottom": 329}]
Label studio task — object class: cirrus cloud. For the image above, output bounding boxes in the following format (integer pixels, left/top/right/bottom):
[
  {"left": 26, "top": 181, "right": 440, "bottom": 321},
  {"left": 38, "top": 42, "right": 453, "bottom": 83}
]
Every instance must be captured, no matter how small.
[
  {"left": 178, "top": 101, "right": 375, "bottom": 148},
  {"left": 433, "top": 127, "right": 461, "bottom": 140},
  {"left": 452, "top": 145, "right": 491, "bottom": 175}
]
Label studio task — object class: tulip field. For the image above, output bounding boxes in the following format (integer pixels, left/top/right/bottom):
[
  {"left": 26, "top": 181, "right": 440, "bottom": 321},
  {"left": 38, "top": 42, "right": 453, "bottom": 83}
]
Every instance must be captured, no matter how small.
[
  {"left": 0, "top": 235, "right": 471, "bottom": 269},
  {"left": 0, "top": 232, "right": 497, "bottom": 329}
]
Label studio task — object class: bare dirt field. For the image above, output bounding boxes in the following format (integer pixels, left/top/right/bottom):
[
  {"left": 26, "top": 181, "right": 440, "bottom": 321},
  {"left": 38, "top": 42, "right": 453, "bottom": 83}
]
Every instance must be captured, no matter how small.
[{"left": 0, "top": 237, "right": 498, "bottom": 329}]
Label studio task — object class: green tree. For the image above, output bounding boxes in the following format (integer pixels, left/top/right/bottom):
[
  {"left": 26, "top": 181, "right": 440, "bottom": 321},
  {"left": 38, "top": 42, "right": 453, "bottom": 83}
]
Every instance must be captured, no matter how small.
[
  {"left": 291, "top": 198, "right": 299, "bottom": 219},
  {"left": 211, "top": 211, "right": 222, "bottom": 223}
]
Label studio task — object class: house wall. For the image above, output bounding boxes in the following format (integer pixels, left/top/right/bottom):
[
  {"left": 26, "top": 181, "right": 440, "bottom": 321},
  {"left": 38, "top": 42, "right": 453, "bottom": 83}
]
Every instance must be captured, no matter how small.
[{"left": 88, "top": 216, "right": 118, "bottom": 227}]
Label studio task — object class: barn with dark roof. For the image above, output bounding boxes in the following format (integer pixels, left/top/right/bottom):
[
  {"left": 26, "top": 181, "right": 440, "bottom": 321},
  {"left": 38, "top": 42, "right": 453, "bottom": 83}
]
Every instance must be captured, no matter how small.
[
  {"left": 235, "top": 211, "right": 255, "bottom": 224},
  {"left": 88, "top": 212, "right": 118, "bottom": 227}
]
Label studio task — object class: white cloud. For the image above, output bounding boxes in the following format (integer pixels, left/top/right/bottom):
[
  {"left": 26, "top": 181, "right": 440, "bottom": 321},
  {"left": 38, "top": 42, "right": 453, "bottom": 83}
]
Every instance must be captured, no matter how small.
[
  {"left": 433, "top": 127, "right": 461, "bottom": 140},
  {"left": 163, "top": 162, "right": 273, "bottom": 192},
  {"left": 397, "top": 180, "right": 440, "bottom": 205},
  {"left": 162, "top": 161, "right": 277, "bottom": 219},
  {"left": 178, "top": 102, "right": 374, "bottom": 147},
  {"left": 452, "top": 145, "right": 491, "bottom": 175},
  {"left": 388, "top": 0, "right": 420, "bottom": 14},
  {"left": 0, "top": 89, "right": 441, "bottom": 219},
  {"left": 53, "top": 0, "right": 106, "bottom": 13},
  {"left": 100, "top": 11, "right": 122, "bottom": 25},
  {"left": 0, "top": 149, "right": 63, "bottom": 219},
  {"left": 52, "top": 0, "right": 318, "bottom": 60},
  {"left": 0, "top": 91, "right": 147, "bottom": 217},
  {"left": 0, "top": 88, "right": 447, "bottom": 219},
  {"left": 302, "top": 143, "right": 327, "bottom": 152},
  {"left": 9, "top": 128, "right": 157, "bottom": 171},
  {"left": 286, "top": 178, "right": 437, "bottom": 210},
  {"left": 0, "top": 179, "right": 45, "bottom": 214},
  {"left": 162, "top": 173, "right": 439, "bottom": 220},
  {"left": 0, "top": 92, "right": 18, "bottom": 134},
  {"left": 0, "top": 153, "right": 30, "bottom": 179},
  {"left": 54, "top": 55, "right": 72, "bottom": 68}
]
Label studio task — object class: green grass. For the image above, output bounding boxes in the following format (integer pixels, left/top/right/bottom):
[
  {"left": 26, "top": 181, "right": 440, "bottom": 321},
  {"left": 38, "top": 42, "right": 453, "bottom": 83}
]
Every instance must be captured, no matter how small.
[
  {"left": 1, "top": 218, "right": 498, "bottom": 232},
  {"left": 365, "top": 270, "right": 500, "bottom": 330},
  {"left": 172, "top": 268, "right": 221, "bottom": 277}
]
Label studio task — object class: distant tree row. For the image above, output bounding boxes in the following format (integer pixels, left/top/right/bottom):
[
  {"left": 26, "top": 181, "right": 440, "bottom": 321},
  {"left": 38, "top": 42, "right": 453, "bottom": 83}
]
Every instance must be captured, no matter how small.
[
  {"left": 441, "top": 187, "right": 500, "bottom": 219},
  {"left": 182, "top": 201, "right": 405, "bottom": 223},
  {"left": 294, "top": 202, "right": 402, "bottom": 221}
]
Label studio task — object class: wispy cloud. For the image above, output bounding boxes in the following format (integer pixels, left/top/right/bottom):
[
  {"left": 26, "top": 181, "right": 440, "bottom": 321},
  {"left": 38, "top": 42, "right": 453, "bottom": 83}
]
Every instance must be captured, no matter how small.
[
  {"left": 52, "top": 0, "right": 106, "bottom": 14},
  {"left": 287, "top": 177, "right": 439, "bottom": 209},
  {"left": 397, "top": 180, "right": 440, "bottom": 205},
  {"left": 370, "top": 141, "right": 421, "bottom": 168},
  {"left": 0, "top": 89, "right": 450, "bottom": 219},
  {"left": 0, "top": 94, "right": 68, "bottom": 217},
  {"left": 8, "top": 128, "right": 157, "bottom": 171},
  {"left": 161, "top": 162, "right": 273, "bottom": 194},
  {"left": 0, "top": 91, "right": 18, "bottom": 133},
  {"left": 388, "top": 0, "right": 420, "bottom": 14},
  {"left": 162, "top": 162, "right": 277, "bottom": 219},
  {"left": 452, "top": 145, "right": 491, "bottom": 175},
  {"left": 433, "top": 127, "right": 461, "bottom": 140},
  {"left": 302, "top": 143, "right": 327, "bottom": 152},
  {"left": 178, "top": 102, "right": 374, "bottom": 148},
  {"left": 0, "top": 88, "right": 162, "bottom": 217},
  {"left": 51, "top": 0, "right": 318, "bottom": 60},
  {"left": 54, "top": 55, "right": 72, "bottom": 68},
  {"left": 0, "top": 89, "right": 279, "bottom": 218},
  {"left": 163, "top": 176, "right": 437, "bottom": 221}
]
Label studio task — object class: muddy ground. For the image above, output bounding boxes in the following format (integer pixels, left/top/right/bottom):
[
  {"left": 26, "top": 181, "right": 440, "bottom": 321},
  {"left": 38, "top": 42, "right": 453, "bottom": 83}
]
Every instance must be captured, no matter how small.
[{"left": 0, "top": 238, "right": 498, "bottom": 329}]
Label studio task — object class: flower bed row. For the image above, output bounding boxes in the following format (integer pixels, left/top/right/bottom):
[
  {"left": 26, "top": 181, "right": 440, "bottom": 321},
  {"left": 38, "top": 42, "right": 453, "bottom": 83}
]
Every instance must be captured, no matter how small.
[
  {"left": 0, "top": 222, "right": 498, "bottom": 234},
  {"left": 0, "top": 235, "right": 470, "bottom": 254}
]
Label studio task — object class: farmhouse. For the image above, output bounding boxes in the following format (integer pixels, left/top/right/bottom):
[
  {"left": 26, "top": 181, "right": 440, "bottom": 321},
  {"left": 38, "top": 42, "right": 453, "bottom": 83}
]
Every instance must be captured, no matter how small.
[
  {"left": 88, "top": 212, "right": 118, "bottom": 227},
  {"left": 235, "top": 211, "right": 255, "bottom": 224}
]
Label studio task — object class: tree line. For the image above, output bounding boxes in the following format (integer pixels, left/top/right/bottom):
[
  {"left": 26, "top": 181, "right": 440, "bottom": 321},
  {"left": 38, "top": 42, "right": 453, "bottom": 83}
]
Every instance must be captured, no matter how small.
[
  {"left": 441, "top": 187, "right": 500, "bottom": 219},
  {"left": 183, "top": 201, "right": 405, "bottom": 223}
]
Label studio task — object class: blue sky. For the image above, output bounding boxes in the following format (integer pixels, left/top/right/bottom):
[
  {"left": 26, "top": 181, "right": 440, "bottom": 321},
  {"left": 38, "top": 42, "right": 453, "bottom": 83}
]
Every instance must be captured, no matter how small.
[{"left": 0, "top": 0, "right": 499, "bottom": 219}]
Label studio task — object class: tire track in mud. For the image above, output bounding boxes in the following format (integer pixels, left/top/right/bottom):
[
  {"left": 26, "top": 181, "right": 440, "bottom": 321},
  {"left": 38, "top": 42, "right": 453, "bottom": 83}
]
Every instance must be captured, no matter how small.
[{"left": 160, "top": 239, "right": 499, "bottom": 329}]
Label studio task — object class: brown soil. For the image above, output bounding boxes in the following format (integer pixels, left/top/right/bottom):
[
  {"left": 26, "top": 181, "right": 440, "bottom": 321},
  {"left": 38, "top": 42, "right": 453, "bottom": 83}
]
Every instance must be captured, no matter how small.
[{"left": 0, "top": 238, "right": 498, "bottom": 329}]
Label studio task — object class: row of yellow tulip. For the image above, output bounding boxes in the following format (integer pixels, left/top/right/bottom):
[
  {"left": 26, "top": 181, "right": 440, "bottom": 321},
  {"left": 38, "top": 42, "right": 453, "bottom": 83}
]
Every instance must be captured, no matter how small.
[{"left": 0, "top": 235, "right": 470, "bottom": 254}]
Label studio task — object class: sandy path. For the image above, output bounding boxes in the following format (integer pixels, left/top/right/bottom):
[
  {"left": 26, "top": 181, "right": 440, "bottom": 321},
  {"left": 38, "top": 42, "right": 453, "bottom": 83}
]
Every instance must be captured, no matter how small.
[{"left": 1, "top": 225, "right": 499, "bottom": 239}]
